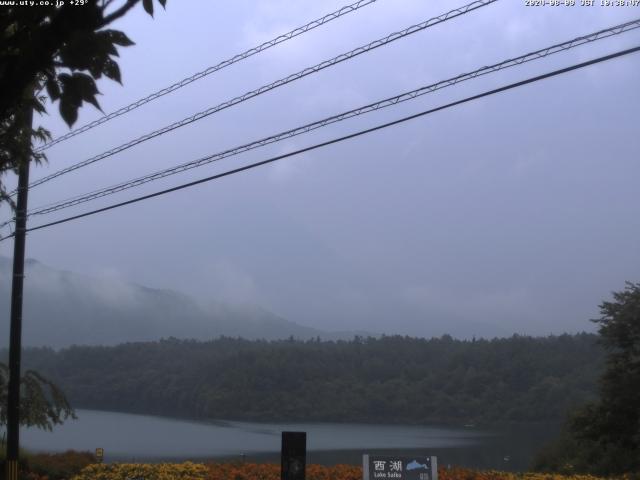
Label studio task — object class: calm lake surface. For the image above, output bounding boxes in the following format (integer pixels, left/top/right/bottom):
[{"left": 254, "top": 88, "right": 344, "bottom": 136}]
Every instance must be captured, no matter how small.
[{"left": 20, "top": 409, "right": 559, "bottom": 471}]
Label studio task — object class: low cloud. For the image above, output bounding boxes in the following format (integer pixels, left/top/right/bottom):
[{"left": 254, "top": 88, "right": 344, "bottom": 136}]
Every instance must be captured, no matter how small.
[
  {"left": 402, "top": 283, "right": 534, "bottom": 327},
  {"left": 192, "top": 258, "right": 261, "bottom": 307}
]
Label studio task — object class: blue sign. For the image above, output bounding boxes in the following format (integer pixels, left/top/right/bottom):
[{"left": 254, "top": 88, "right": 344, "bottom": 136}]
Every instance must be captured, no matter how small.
[{"left": 363, "top": 455, "right": 437, "bottom": 480}]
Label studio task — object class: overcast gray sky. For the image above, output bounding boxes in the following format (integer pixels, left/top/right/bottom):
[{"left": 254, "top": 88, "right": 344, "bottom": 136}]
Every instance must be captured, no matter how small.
[{"left": 1, "top": 0, "right": 639, "bottom": 338}]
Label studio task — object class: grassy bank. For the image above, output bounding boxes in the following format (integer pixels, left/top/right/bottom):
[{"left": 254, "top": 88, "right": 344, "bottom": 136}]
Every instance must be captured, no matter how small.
[
  {"left": 2, "top": 449, "right": 638, "bottom": 480},
  {"left": 12, "top": 461, "right": 637, "bottom": 480}
]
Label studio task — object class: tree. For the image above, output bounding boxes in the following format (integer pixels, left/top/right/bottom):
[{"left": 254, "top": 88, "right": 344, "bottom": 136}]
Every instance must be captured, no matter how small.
[
  {"left": 533, "top": 282, "right": 640, "bottom": 475},
  {"left": 0, "top": 362, "right": 74, "bottom": 431},
  {"left": 0, "top": 0, "right": 168, "bottom": 456},
  {"left": 0, "top": 0, "right": 168, "bottom": 207}
]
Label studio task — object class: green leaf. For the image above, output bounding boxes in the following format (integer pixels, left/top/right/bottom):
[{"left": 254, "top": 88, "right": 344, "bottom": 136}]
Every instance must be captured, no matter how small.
[
  {"left": 31, "top": 97, "right": 46, "bottom": 114},
  {"left": 58, "top": 73, "right": 103, "bottom": 125},
  {"left": 3, "top": 22, "right": 19, "bottom": 39},
  {"left": 57, "top": 72, "right": 72, "bottom": 87},
  {"left": 142, "top": 0, "right": 154, "bottom": 16},
  {"left": 88, "top": 60, "right": 103, "bottom": 79},
  {"left": 84, "top": 95, "right": 101, "bottom": 111},
  {"left": 45, "top": 79, "right": 60, "bottom": 101},
  {"left": 97, "top": 35, "right": 119, "bottom": 56},
  {"left": 59, "top": 98, "right": 78, "bottom": 126},
  {"left": 103, "top": 58, "right": 122, "bottom": 84},
  {"left": 104, "top": 29, "right": 135, "bottom": 47},
  {"left": 71, "top": 73, "right": 102, "bottom": 111},
  {"left": 32, "top": 126, "right": 52, "bottom": 144}
]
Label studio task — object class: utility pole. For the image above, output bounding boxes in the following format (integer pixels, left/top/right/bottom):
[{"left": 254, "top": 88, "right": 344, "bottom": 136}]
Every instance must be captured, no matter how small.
[{"left": 5, "top": 98, "right": 33, "bottom": 480}]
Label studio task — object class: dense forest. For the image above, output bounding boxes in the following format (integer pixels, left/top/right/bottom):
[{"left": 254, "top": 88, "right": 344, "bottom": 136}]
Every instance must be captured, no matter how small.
[
  {"left": 532, "top": 282, "right": 640, "bottom": 475},
  {"left": 7, "top": 333, "right": 603, "bottom": 425}
]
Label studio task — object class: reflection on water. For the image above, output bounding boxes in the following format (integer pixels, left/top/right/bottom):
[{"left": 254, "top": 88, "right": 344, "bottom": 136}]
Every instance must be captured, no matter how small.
[{"left": 20, "top": 409, "right": 559, "bottom": 471}]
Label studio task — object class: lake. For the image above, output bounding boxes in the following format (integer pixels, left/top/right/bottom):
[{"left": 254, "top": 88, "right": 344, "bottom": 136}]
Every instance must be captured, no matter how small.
[{"left": 18, "top": 409, "right": 559, "bottom": 471}]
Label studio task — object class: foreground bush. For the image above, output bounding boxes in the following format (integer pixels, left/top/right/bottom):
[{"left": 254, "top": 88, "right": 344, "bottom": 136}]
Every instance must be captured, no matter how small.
[
  {"left": 440, "top": 467, "right": 637, "bottom": 480},
  {"left": 71, "top": 461, "right": 209, "bottom": 480},
  {"left": 68, "top": 463, "right": 636, "bottom": 480},
  {"left": 71, "top": 463, "right": 361, "bottom": 480},
  {"left": 207, "top": 464, "right": 636, "bottom": 480},
  {"left": 26, "top": 450, "right": 96, "bottom": 480},
  {"left": 440, "top": 467, "right": 611, "bottom": 480},
  {"left": 206, "top": 463, "right": 361, "bottom": 480}
]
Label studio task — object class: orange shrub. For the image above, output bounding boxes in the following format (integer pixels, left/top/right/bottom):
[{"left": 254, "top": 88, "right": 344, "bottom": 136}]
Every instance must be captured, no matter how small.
[
  {"left": 205, "top": 463, "right": 361, "bottom": 480},
  {"left": 204, "top": 463, "right": 627, "bottom": 480},
  {"left": 45, "top": 461, "right": 633, "bottom": 480}
]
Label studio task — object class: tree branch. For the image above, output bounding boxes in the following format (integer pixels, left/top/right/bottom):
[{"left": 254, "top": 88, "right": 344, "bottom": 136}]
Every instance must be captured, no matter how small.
[{"left": 100, "top": 0, "right": 140, "bottom": 28}]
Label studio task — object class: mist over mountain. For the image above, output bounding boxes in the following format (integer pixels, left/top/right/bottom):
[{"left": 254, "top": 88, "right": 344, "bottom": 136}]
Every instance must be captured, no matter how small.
[{"left": 0, "top": 256, "right": 369, "bottom": 348}]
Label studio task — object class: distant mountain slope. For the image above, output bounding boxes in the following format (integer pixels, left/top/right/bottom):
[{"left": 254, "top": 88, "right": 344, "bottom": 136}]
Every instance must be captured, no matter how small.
[{"left": 0, "top": 256, "right": 361, "bottom": 347}]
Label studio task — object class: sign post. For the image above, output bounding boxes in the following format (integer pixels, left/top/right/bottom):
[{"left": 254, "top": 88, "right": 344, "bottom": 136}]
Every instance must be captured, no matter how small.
[
  {"left": 281, "top": 431, "right": 306, "bottom": 480},
  {"left": 363, "top": 455, "right": 437, "bottom": 480},
  {"left": 95, "top": 448, "right": 104, "bottom": 463}
]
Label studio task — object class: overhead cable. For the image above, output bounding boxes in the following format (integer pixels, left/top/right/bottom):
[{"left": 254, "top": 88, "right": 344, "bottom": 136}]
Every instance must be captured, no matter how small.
[
  {"left": 36, "top": 0, "right": 383, "bottom": 152},
  {"left": 8, "top": 44, "right": 637, "bottom": 239},
  {"left": 24, "top": 0, "right": 497, "bottom": 192},
  {"left": 27, "top": 18, "right": 640, "bottom": 217}
]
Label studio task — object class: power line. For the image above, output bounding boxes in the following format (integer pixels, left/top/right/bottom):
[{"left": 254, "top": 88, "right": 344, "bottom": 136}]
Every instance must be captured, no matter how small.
[
  {"left": 36, "top": 0, "right": 382, "bottom": 152},
  {"left": 0, "top": 220, "right": 14, "bottom": 239},
  {"left": 26, "top": 18, "right": 640, "bottom": 217},
  {"left": 24, "top": 0, "right": 497, "bottom": 192},
  {"left": 11, "top": 44, "right": 638, "bottom": 239}
]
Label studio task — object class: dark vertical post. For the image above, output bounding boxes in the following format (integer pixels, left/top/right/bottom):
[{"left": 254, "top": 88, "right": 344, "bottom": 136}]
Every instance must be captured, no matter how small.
[
  {"left": 281, "top": 431, "right": 306, "bottom": 480},
  {"left": 5, "top": 102, "right": 33, "bottom": 480}
]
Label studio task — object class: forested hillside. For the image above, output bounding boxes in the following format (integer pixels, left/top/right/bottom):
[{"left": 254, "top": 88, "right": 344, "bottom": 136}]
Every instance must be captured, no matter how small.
[
  {"left": 0, "top": 257, "right": 352, "bottom": 347},
  {"left": 12, "top": 334, "right": 603, "bottom": 425}
]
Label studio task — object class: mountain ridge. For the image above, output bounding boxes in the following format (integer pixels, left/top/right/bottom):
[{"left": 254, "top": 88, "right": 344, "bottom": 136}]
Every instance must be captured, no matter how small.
[{"left": 0, "top": 256, "right": 375, "bottom": 348}]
